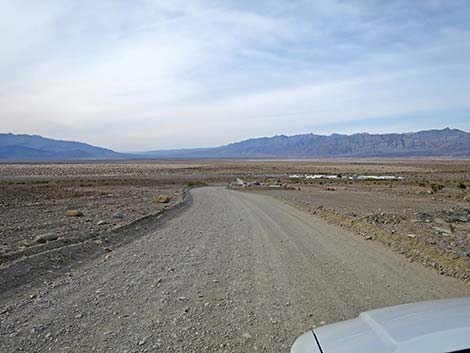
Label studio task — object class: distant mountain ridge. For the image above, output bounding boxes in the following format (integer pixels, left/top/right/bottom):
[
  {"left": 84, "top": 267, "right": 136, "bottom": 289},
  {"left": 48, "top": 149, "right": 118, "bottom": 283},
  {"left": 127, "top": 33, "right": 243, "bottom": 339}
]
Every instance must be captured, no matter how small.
[
  {"left": 0, "top": 133, "right": 125, "bottom": 160},
  {"left": 1, "top": 128, "right": 469, "bottom": 161},
  {"left": 145, "top": 128, "right": 470, "bottom": 158}
]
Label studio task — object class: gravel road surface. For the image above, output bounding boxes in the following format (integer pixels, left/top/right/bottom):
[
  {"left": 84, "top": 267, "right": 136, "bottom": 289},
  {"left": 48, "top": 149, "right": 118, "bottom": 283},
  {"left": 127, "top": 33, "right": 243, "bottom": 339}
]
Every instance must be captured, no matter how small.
[{"left": 1, "top": 187, "right": 469, "bottom": 352}]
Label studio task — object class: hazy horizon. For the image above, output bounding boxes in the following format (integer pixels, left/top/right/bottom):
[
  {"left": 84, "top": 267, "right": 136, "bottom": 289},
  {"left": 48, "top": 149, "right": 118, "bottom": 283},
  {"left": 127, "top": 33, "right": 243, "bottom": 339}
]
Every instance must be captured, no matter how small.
[{"left": 2, "top": 1, "right": 470, "bottom": 151}]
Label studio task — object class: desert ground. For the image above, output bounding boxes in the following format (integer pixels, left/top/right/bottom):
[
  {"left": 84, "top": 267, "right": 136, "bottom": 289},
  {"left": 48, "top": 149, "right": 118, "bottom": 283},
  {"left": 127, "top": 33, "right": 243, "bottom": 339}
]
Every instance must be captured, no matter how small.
[{"left": 0, "top": 160, "right": 469, "bottom": 352}]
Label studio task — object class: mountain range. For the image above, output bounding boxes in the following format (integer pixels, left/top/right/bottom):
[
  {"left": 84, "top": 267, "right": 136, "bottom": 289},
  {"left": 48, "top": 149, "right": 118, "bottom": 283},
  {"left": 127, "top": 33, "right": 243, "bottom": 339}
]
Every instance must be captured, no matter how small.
[
  {"left": 144, "top": 128, "right": 470, "bottom": 158},
  {"left": 1, "top": 128, "right": 469, "bottom": 161},
  {"left": 0, "top": 133, "right": 125, "bottom": 160}
]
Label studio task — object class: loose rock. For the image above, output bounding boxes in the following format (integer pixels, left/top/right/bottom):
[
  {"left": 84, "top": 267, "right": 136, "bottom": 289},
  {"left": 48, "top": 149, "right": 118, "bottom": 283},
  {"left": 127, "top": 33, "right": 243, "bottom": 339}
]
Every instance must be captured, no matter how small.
[
  {"left": 157, "top": 195, "right": 171, "bottom": 203},
  {"left": 33, "top": 233, "right": 58, "bottom": 244},
  {"left": 66, "top": 210, "right": 83, "bottom": 217}
]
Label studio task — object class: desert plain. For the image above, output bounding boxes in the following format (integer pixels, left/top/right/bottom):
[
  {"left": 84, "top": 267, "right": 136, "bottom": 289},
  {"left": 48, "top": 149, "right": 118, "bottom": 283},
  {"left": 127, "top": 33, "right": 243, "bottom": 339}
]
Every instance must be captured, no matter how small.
[{"left": 0, "top": 159, "right": 469, "bottom": 352}]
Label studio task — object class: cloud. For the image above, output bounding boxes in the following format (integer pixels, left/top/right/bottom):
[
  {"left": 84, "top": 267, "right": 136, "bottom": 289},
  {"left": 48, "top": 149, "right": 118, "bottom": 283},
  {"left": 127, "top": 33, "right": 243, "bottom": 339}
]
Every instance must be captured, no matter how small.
[{"left": 0, "top": 0, "right": 470, "bottom": 150}]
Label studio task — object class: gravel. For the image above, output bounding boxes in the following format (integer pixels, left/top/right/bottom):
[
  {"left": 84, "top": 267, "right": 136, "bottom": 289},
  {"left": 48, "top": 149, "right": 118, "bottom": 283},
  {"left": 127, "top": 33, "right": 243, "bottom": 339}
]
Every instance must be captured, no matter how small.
[
  {"left": 1, "top": 187, "right": 469, "bottom": 352},
  {"left": 251, "top": 185, "right": 470, "bottom": 279},
  {"left": 0, "top": 182, "right": 184, "bottom": 259}
]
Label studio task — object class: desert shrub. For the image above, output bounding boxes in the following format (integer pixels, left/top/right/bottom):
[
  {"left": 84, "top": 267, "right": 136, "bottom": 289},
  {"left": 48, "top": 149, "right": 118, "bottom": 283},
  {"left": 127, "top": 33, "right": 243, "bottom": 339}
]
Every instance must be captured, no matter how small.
[
  {"left": 458, "top": 182, "right": 467, "bottom": 191},
  {"left": 418, "top": 181, "right": 427, "bottom": 187},
  {"left": 32, "top": 180, "right": 49, "bottom": 184},
  {"left": 430, "top": 183, "right": 444, "bottom": 192},
  {"left": 187, "top": 180, "right": 208, "bottom": 188}
]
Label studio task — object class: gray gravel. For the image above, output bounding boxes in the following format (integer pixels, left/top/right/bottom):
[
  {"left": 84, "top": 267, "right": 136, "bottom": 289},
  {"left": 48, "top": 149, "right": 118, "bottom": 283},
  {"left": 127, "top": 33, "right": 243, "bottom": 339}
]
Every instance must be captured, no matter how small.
[{"left": 1, "top": 186, "right": 469, "bottom": 352}]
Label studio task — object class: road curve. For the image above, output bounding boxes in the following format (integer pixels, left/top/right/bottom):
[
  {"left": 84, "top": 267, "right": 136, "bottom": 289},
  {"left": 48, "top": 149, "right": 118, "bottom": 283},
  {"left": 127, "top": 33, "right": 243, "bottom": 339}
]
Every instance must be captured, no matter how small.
[{"left": 1, "top": 186, "right": 469, "bottom": 352}]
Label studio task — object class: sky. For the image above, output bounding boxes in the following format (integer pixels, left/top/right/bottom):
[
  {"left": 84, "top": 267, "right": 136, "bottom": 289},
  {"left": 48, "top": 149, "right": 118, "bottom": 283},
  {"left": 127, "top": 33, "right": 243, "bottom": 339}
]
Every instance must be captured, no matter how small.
[{"left": 1, "top": 0, "right": 470, "bottom": 151}]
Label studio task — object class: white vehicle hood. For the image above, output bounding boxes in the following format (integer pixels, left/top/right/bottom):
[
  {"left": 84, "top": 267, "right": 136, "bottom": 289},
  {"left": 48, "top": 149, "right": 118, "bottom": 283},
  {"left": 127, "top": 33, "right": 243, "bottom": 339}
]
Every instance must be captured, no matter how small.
[{"left": 314, "top": 297, "right": 470, "bottom": 353}]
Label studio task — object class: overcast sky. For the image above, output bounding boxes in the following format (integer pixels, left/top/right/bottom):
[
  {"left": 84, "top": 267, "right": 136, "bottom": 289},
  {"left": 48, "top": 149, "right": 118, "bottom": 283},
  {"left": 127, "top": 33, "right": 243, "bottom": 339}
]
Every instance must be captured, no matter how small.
[{"left": 1, "top": 0, "right": 470, "bottom": 151}]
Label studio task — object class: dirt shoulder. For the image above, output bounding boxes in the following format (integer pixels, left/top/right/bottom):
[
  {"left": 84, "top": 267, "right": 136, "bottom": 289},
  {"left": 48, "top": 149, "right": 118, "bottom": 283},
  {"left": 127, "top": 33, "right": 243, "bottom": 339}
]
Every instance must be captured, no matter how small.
[
  {"left": 0, "top": 179, "right": 185, "bottom": 260},
  {"left": 244, "top": 184, "right": 470, "bottom": 281},
  {"left": 0, "top": 178, "right": 191, "bottom": 294}
]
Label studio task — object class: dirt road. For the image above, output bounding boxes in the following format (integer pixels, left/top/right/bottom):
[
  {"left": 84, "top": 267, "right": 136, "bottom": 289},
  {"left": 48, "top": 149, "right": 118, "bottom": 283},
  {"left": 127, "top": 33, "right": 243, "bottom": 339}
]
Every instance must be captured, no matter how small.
[{"left": 1, "top": 187, "right": 469, "bottom": 352}]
